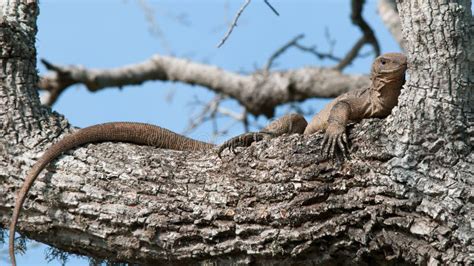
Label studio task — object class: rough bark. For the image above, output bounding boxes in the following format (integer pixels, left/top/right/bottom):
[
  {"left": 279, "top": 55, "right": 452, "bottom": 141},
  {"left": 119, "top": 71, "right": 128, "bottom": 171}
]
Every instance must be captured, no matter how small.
[
  {"left": 381, "top": 0, "right": 473, "bottom": 262},
  {"left": 0, "top": 0, "right": 472, "bottom": 265}
]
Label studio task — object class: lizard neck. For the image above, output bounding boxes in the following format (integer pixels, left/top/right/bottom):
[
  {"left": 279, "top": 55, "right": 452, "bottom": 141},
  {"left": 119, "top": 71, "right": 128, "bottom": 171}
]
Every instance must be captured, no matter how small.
[{"left": 369, "top": 73, "right": 405, "bottom": 117}]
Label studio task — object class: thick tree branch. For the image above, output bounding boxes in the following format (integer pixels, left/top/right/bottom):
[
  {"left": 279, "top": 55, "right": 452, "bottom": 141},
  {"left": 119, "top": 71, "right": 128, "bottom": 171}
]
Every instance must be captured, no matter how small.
[
  {"left": 38, "top": 57, "right": 370, "bottom": 117},
  {"left": 1, "top": 116, "right": 471, "bottom": 264}
]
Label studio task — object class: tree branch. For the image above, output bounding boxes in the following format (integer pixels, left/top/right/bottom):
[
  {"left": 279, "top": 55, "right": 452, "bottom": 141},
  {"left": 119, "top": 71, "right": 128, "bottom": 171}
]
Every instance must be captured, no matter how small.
[
  {"left": 377, "top": 0, "right": 405, "bottom": 49},
  {"left": 334, "top": 0, "right": 380, "bottom": 71},
  {"left": 264, "top": 34, "right": 305, "bottom": 71},
  {"left": 1, "top": 117, "right": 471, "bottom": 264},
  {"left": 334, "top": 36, "right": 367, "bottom": 71},
  {"left": 38, "top": 57, "right": 370, "bottom": 117},
  {"left": 263, "top": 0, "right": 280, "bottom": 16},
  {"left": 217, "top": 0, "right": 252, "bottom": 48},
  {"left": 264, "top": 34, "right": 341, "bottom": 72},
  {"left": 350, "top": 0, "right": 380, "bottom": 55}
]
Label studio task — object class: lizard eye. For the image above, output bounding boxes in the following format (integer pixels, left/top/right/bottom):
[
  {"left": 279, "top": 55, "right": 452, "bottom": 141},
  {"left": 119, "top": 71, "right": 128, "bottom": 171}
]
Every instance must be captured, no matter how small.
[{"left": 380, "top": 59, "right": 386, "bottom": 65}]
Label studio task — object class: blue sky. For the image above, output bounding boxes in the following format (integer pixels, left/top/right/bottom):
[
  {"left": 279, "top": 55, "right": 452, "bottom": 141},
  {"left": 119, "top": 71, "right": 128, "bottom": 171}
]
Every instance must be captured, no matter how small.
[{"left": 3, "top": 0, "right": 402, "bottom": 265}]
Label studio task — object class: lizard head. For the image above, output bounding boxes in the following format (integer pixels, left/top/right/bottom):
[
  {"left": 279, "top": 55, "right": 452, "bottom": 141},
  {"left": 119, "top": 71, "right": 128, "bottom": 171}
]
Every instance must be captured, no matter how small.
[{"left": 371, "top": 53, "right": 408, "bottom": 81}]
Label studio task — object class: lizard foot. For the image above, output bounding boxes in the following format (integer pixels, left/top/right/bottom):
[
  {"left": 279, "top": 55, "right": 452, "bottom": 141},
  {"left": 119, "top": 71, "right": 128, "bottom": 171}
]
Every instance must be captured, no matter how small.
[
  {"left": 321, "top": 124, "right": 349, "bottom": 160},
  {"left": 217, "top": 131, "right": 275, "bottom": 158}
]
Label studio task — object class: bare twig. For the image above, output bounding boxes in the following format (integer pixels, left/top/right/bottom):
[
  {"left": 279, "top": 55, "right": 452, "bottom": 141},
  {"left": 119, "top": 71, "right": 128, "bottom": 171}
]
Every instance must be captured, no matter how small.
[
  {"left": 334, "top": 36, "right": 366, "bottom": 71},
  {"left": 184, "top": 95, "right": 222, "bottom": 135},
  {"left": 334, "top": 0, "right": 380, "bottom": 71},
  {"left": 265, "top": 34, "right": 341, "bottom": 71},
  {"left": 293, "top": 43, "right": 341, "bottom": 62},
  {"left": 324, "top": 27, "right": 337, "bottom": 54},
  {"left": 351, "top": 0, "right": 380, "bottom": 55},
  {"left": 217, "top": 0, "right": 252, "bottom": 48},
  {"left": 265, "top": 34, "right": 305, "bottom": 71},
  {"left": 242, "top": 110, "right": 249, "bottom": 132},
  {"left": 183, "top": 94, "right": 250, "bottom": 140},
  {"left": 217, "top": 106, "right": 246, "bottom": 122},
  {"left": 263, "top": 0, "right": 279, "bottom": 16}
]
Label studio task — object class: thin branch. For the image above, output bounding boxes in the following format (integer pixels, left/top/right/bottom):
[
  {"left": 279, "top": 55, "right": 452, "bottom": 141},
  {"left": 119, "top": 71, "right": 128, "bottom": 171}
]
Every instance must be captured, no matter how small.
[
  {"left": 293, "top": 43, "right": 341, "bottom": 62},
  {"left": 334, "top": 36, "right": 366, "bottom": 71},
  {"left": 324, "top": 27, "right": 337, "bottom": 55},
  {"left": 265, "top": 34, "right": 342, "bottom": 71},
  {"left": 217, "top": 0, "right": 252, "bottom": 48},
  {"left": 217, "top": 106, "right": 246, "bottom": 122},
  {"left": 334, "top": 0, "right": 380, "bottom": 71},
  {"left": 242, "top": 110, "right": 249, "bottom": 132},
  {"left": 351, "top": 0, "right": 380, "bottom": 55},
  {"left": 183, "top": 94, "right": 249, "bottom": 140},
  {"left": 264, "top": 34, "right": 305, "bottom": 71},
  {"left": 263, "top": 0, "right": 279, "bottom": 16},
  {"left": 183, "top": 95, "right": 222, "bottom": 135}
]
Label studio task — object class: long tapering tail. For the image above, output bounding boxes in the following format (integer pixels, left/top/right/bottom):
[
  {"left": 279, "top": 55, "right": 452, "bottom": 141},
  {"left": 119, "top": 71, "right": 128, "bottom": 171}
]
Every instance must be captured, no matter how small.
[{"left": 9, "top": 122, "right": 214, "bottom": 265}]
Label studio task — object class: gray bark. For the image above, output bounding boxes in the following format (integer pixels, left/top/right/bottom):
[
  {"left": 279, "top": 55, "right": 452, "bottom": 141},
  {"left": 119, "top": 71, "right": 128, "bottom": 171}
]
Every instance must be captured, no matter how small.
[{"left": 0, "top": 0, "right": 472, "bottom": 265}]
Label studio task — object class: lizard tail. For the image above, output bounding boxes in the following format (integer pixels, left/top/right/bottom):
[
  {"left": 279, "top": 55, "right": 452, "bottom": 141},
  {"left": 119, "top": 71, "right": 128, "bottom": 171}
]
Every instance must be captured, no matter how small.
[
  {"left": 9, "top": 122, "right": 214, "bottom": 265},
  {"left": 10, "top": 136, "right": 76, "bottom": 266}
]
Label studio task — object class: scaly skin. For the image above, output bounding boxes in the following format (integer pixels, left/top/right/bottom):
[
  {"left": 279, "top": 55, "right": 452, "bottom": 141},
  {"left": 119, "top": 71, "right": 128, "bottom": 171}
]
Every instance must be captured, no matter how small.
[{"left": 218, "top": 53, "right": 408, "bottom": 158}]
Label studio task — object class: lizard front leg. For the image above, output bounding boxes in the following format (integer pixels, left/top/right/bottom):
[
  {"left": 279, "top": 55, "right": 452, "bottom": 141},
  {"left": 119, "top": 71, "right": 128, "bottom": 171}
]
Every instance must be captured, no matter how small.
[
  {"left": 322, "top": 101, "right": 351, "bottom": 159},
  {"left": 217, "top": 114, "right": 307, "bottom": 158}
]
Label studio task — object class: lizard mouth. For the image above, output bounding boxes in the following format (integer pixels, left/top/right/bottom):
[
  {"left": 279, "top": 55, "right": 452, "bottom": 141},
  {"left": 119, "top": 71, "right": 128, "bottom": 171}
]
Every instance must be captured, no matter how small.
[{"left": 379, "top": 64, "right": 407, "bottom": 74}]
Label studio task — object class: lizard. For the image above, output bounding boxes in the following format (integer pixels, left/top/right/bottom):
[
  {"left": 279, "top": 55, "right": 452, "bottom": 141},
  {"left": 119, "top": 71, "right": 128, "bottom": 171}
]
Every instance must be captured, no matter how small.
[
  {"left": 9, "top": 115, "right": 307, "bottom": 266},
  {"left": 218, "top": 52, "right": 408, "bottom": 158},
  {"left": 10, "top": 52, "right": 406, "bottom": 265}
]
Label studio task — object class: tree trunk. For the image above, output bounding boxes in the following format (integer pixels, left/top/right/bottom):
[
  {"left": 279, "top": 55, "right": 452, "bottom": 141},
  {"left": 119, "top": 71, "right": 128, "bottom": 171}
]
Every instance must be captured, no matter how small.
[{"left": 0, "top": 0, "right": 472, "bottom": 265}]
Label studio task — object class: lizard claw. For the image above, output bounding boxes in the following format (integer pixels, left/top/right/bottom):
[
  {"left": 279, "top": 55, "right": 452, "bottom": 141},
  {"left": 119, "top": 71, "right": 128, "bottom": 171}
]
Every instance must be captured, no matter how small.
[
  {"left": 321, "top": 124, "right": 350, "bottom": 160},
  {"left": 337, "top": 132, "right": 350, "bottom": 160},
  {"left": 321, "top": 134, "right": 329, "bottom": 155},
  {"left": 217, "top": 131, "right": 274, "bottom": 158}
]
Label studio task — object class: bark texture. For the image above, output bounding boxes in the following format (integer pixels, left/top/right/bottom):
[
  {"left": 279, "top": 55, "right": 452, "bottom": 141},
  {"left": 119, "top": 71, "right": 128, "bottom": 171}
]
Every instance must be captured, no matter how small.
[{"left": 0, "top": 0, "right": 472, "bottom": 265}]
